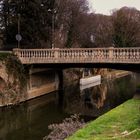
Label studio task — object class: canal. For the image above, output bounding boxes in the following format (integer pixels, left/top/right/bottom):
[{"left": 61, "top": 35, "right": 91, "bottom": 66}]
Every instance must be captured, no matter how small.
[{"left": 0, "top": 73, "right": 139, "bottom": 140}]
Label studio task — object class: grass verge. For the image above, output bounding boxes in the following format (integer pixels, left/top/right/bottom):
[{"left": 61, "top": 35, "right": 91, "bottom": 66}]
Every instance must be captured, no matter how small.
[{"left": 67, "top": 99, "right": 140, "bottom": 140}]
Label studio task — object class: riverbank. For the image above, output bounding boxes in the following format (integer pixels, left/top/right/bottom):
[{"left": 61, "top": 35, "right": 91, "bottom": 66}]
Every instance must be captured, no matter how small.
[{"left": 67, "top": 99, "right": 140, "bottom": 140}]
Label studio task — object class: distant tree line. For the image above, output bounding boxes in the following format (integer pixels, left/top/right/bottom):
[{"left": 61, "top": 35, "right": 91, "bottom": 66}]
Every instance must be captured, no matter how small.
[{"left": 0, "top": 0, "right": 140, "bottom": 49}]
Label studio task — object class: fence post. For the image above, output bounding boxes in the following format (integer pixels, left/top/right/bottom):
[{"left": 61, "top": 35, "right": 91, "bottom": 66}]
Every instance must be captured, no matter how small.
[
  {"left": 109, "top": 47, "right": 114, "bottom": 61},
  {"left": 13, "top": 48, "right": 20, "bottom": 56}
]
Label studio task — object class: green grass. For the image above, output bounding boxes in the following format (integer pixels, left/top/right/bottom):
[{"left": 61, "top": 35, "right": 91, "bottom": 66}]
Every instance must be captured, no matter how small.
[{"left": 67, "top": 99, "right": 140, "bottom": 140}]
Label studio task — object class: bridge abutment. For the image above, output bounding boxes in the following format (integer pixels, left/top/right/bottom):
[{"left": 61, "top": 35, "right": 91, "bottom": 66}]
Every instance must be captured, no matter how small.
[
  {"left": 26, "top": 68, "right": 60, "bottom": 100},
  {"left": 0, "top": 61, "right": 60, "bottom": 106}
]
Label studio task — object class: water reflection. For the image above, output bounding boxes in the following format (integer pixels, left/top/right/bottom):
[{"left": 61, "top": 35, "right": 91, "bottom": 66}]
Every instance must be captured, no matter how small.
[
  {"left": 0, "top": 93, "right": 68, "bottom": 140},
  {"left": 81, "top": 82, "right": 107, "bottom": 109},
  {"left": 64, "top": 73, "right": 136, "bottom": 117},
  {"left": 0, "top": 73, "right": 138, "bottom": 140}
]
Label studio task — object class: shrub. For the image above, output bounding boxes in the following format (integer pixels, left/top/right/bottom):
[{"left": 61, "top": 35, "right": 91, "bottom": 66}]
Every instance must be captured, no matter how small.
[{"left": 43, "top": 114, "right": 85, "bottom": 140}]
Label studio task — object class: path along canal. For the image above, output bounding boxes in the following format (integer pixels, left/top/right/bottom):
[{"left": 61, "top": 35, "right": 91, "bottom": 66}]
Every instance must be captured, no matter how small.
[{"left": 0, "top": 73, "right": 139, "bottom": 140}]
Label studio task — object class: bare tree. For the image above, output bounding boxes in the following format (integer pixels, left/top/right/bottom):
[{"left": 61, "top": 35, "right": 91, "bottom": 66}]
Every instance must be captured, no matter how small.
[
  {"left": 112, "top": 7, "right": 140, "bottom": 47},
  {"left": 93, "top": 14, "right": 113, "bottom": 47},
  {"left": 54, "top": 0, "right": 89, "bottom": 48}
]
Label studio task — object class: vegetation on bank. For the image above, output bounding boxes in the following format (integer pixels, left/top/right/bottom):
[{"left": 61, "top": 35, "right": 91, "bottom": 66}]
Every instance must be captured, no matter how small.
[
  {"left": 0, "top": 53, "right": 27, "bottom": 105},
  {"left": 43, "top": 114, "right": 85, "bottom": 140},
  {"left": 67, "top": 99, "right": 140, "bottom": 140},
  {"left": 0, "top": 52, "right": 10, "bottom": 60}
]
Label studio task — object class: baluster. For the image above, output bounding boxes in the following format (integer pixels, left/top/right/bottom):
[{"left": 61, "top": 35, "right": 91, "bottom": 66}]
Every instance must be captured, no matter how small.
[
  {"left": 125, "top": 49, "right": 127, "bottom": 61},
  {"left": 119, "top": 49, "right": 121, "bottom": 61},
  {"left": 49, "top": 50, "right": 51, "bottom": 58},
  {"left": 102, "top": 49, "right": 105, "bottom": 60},
  {"left": 100, "top": 49, "right": 103, "bottom": 60},
  {"left": 116, "top": 50, "right": 118, "bottom": 60},
  {"left": 51, "top": 50, "right": 53, "bottom": 58},
  {"left": 122, "top": 49, "right": 124, "bottom": 61},
  {"left": 128, "top": 49, "right": 130, "bottom": 61},
  {"left": 46, "top": 50, "right": 48, "bottom": 58},
  {"left": 130, "top": 49, "right": 132, "bottom": 60},
  {"left": 126, "top": 49, "right": 129, "bottom": 61},
  {"left": 106, "top": 49, "right": 109, "bottom": 60},
  {"left": 65, "top": 50, "right": 67, "bottom": 58},
  {"left": 40, "top": 50, "right": 42, "bottom": 58},
  {"left": 78, "top": 49, "right": 80, "bottom": 59},
  {"left": 104, "top": 49, "right": 106, "bottom": 60},
  {"left": 72, "top": 50, "right": 74, "bottom": 61},
  {"left": 135, "top": 49, "right": 137, "bottom": 60},
  {"left": 136, "top": 49, "right": 139, "bottom": 60},
  {"left": 50, "top": 50, "right": 52, "bottom": 58},
  {"left": 33, "top": 50, "right": 34, "bottom": 58},
  {"left": 124, "top": 49, "right": 126, "bottom": 61},
  {"left": 81, "top": 50, "right": 83, "bottom": 60},
  {"left": 138, "top": 49, "right": 140, "bottom": 60},
  {"left": 68, "top": 50, "right": 71, "bottom": 59},
  {"left": 26, "top": 51, "right": 28, "bottom": 58},
  {"left": 90, "top": 49, "right": 92, "bottom": 60},
  {"left": 63, "top": 50, "right": 65, "bottom": 60},
  {"left": 53, "top": 49, "right": 56, "bottom": 58},
  {"left": 131, "top": 49, "right": 133, "bottom": 61},
  {"left": 28, "top": 51, "right": 30, "bottom": 58},
  {"left": 63, "top": 50, "right": 65, "bottom": 58},
  {"left": 74, "top": 50, "right": 76, "bottom": 61},
  {"left": 28, "top": 50, "right": 29, "bottom": 58},
  {"left": 92, "top": 49, "right": 95, "bottom": 59},
  {"left": 103, "top": 49, "right": 106, "bottom": 60},
  {"left": 21, "top": 50, "right": 23, "bottom": 57},
  {"left": 48, "top": 50, "right": 50, "bottom": 58},
  {"left": 35, "top": 51, "right": 40, "bottom": 59},
  {"left": 44, "top": 50, "right": 46, "bottom": 58},
  {"left": 133, "top": 49, "right": 136, "bottom": 61}
]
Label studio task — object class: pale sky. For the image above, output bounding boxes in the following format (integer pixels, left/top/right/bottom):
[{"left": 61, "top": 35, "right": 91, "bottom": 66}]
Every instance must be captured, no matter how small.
[{"left": 88, "top": 0, "right": 140, "bottom": 15}]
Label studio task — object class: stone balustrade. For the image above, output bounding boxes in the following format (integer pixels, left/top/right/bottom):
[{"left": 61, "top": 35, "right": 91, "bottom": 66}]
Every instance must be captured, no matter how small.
[{"left": 13, "top": 47, "right": 140, "bottom": 64}]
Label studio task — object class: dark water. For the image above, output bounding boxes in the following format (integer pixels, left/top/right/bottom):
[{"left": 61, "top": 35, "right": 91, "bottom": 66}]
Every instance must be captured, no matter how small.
[{"left": 0, "top": 73, "right": 139, "bottom": 140}]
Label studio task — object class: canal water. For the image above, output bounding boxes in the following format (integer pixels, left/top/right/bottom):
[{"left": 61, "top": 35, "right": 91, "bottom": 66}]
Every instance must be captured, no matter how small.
[{"left": 0, "top": 73, "right": 139, "bottom": 140}]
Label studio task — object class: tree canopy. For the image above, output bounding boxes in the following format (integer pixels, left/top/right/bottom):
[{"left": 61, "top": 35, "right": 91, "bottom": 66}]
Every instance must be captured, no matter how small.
[
  {"left": 0, "top": 1, "right": 140, "bottom": 49},
  {"left": 112, "top": 7, "right": 140, "bottom": 47}
]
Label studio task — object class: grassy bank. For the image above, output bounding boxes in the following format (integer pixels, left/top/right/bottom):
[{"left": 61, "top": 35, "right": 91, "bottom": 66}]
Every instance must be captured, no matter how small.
[{"left": 67, "top": 99, "right": 140, "bottom": 140}]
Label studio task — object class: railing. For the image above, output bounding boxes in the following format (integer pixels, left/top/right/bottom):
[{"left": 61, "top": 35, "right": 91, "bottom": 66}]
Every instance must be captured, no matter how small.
[{"left": 13, "top": 47, "right": 140, "bottom": 64}]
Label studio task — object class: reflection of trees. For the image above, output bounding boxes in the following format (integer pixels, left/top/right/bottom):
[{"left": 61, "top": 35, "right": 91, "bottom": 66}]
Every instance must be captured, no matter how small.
[
  {"left": 64, "top": 74, "right": 136, "bottom": 117},
  {"left": 0, "top": 105, "right": 29, "bottom": 140},
  {"left": 81, "top": 83, "right": 107, "bottom": 109},
  {"left": 64, "top": 83, "right": 108, "bottom": 116}
]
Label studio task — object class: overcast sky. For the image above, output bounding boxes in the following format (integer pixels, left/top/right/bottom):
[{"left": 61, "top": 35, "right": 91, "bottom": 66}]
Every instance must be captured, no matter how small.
[{"left": 88, "top": 0, "right": 140, "bottom": 15}]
